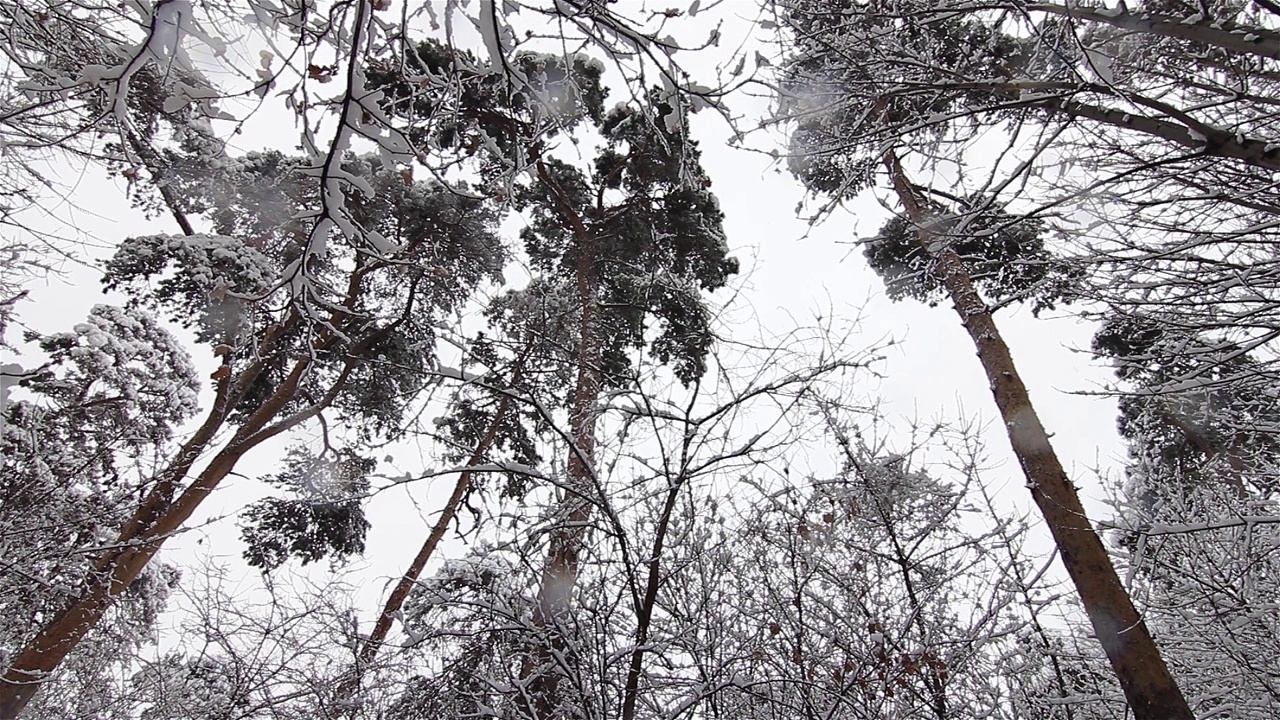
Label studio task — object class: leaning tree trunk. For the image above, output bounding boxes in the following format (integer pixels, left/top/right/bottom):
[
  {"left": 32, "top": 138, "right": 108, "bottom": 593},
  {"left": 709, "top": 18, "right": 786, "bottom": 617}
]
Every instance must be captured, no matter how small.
[
  {"left": 335, "top": 352, "right": 530, "bottom": 712},
  {"left": 521, "top": 160, "right": 604, "bottom": 720},
  {"left": 0, "top": 307, "right": 376, "bottom": 719},
  {"left": 0, "top": 349, "right": 325, "bottom": 719},
  {"left": 884, "top": 152, "right": 1193, "bottom": 720},
  {"left": 0, "top": 427, "right": 288, "bottom": 718}
]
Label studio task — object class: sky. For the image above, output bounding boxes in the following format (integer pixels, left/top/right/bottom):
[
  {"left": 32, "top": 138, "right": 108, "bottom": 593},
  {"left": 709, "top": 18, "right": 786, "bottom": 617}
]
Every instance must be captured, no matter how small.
[{"left": 3, "top": 0, "right": 1128, "bottom": 652}]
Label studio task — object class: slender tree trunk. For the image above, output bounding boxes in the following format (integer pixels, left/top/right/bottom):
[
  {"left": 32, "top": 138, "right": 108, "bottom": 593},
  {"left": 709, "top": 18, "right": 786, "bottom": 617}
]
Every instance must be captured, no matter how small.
[
  {"left": 358, "top": 380, "right": 524, "bottom": 666},
  {"left": 0, "top": 330, "right": 282, "bottom": 718},
  {"left": 335, "top": 355, "right": 529, "bottom": 711},
  {"left": 525, "top": 352, "right": 600, "bottom": 718},
  {"left": 884, "top": 152, "right": 1193, "bottom": 720},
  {"left": 620, "top": 474, "right": 684, "bottom": 720}
]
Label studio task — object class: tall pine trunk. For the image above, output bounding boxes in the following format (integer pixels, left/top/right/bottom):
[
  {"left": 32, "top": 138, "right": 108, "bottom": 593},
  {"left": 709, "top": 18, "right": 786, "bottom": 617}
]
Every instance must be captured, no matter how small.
[
  {"left": 884, "top": 153, "right": 1193, "bottom": 720},
  {"left": 523, "top": 160, "right": 603, "bottom": 719},
  {"left": 0, "top": 433, "right": 272, "bottom": 719}
]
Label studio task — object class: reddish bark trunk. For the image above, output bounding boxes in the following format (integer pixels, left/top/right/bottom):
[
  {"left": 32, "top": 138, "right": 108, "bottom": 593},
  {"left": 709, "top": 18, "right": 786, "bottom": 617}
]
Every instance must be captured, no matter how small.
[
  {"left": 358, "top": 382, "right": 522, "bottom": 667},
  {"left": 335, "top": 356, "right": 530, "bottom": 713},
  {"left": 0, "top": 439, "right": 265, "bottom": 718},
  {"left": 885, "top": 153, "right": 1193, "bottom": 720},
  {"left": 522, "top": 160, "right": 604, "bottom": 719},
  {"left": 0, "top": 333, "right": 356, "bottom": 718}
]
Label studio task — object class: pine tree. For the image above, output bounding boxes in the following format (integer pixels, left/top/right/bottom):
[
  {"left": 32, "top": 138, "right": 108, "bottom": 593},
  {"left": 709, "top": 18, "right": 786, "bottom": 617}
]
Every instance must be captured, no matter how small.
[
  {"left": 1089, "top": 315, "right": 1280, "bottom": 718},
  {"left": 768, "top": 0, "right": 1280, "bottom": 468},
  {"left": 1095, "top": 314, "right": 1280, "bottom": 500},
  {"left": 370, "top": 44, "right": 738, "bottom": 716},
  {"left": 511, "top": 91, "right": 736, "bottom": 718},
  {"left": 771, "top": 3, "right": 1195, "bottom": 710}
]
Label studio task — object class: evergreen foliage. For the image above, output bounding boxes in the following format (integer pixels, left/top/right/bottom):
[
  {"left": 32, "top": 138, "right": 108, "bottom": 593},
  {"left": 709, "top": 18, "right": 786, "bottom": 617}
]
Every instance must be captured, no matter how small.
[
  {"left": 240, "top": 448, "right": 374, "bottom": 571},
  {"left": 868, "top": 203, "right": 1079, "bottom": 311},
  {"left": 509, "top": 94, "right": 738, "bottom": 386}
]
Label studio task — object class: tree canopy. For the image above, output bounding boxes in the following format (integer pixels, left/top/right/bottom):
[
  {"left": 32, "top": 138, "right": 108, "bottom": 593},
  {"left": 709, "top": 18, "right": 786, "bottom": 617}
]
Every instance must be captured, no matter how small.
[{"left": 2, "top": 1, "right": 1278, "bottom": 719}]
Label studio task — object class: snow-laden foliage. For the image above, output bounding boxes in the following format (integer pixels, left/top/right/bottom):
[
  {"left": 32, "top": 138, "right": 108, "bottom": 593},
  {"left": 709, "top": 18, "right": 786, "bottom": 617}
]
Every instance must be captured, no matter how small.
[
  {"left": 131, "top": 654, "right": 246, "bottom": 720},
  {"left": 777, "top": 0, "right": 1032, "bottom": 200},
  {"left": 0, "top": 1, "right": 221, "bottom": 193},
  {"left": 14, "top": 304, "right": 200, "bottom": 443},
  {"left": 0, "top": 2, "right": 744, "bottom": 717},
  {"left": 121, "top": 569, "right": 372, "bottom": 720},
  {"left": 773, "top": 3, "right": 1280, "bottom": 715},
  {"left": 1, "top": 305, "right": 196, "bottom": 716},
  {"left": 1110, "top": 476, "right": 1280, "bottom": 719},
  {"left": 394, "top": 72, "right": 740, "bottom": 717},
  {"left": 389, "top": 549, "right": 532, "bottom": 719},
  {"left": 506, "top": 94, "right": 738, "bottom": 387},
  {"left": 868, "top": 200, "right": 1081, "bottom": 312},
  {"left": 106, "top": 153, "right": 506, "bottom": 433},
  {"left": 1084, "top": 311, "right": 1280, "bottom": 717},
  {"left": 15, "top": 564, "right": 182, "bottom": 720},
  {"left": 106, "top": 233, "right": 277, "bottom": 343},
  {"left": 373, "top": 383, "right": 1036, "bottom": 720},
  {"left": 3, "top": 147, "right": 506, "bottom": 717},
  {"left": 690, "top": 428, "right": 1027, "bottom": 720},
  {"left": 435, "top": 387, "right": 544, "bottom": 503},
  {"left": 15, "top": 1, "right": 1280, "bottom": 718},
  {"left": 1095, "top": 314, "right": 1280, "bottom": 499},
  {"left": 369, "top": 41, "right": 607, "bottom": 160},
  {"left": 771, "top": 0, "right": 1280, "bottom": 435}
]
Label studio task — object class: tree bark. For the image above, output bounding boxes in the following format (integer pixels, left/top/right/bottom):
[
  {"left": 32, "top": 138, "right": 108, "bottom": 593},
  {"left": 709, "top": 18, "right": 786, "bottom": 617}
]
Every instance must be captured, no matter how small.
[
  {"left": 0, "top": 358, "right": 316, "bottom": 719},
  {"left": 358, "top": 372, "right": 525, "bottom": 667},
  {"left": 884, "top": 152, "right": 1193, "bottom": 720},
  {"left": 0, "top": 437, "right": 269, "bottom": 718},
  {"left": 620, "top": 473, "right": 683, "bottom": 720},
  {"left": 1028, "top": 3, "right": 1280, "bottom": 63},
  {"left": 333, "top": 354, "right": 530, "bottom": 712},
  {"left": 522, "top": 159, "right": 604, "bottom": 719},
  {"left": 0, "top": 243, "right": 410, "bottom": 716}
]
